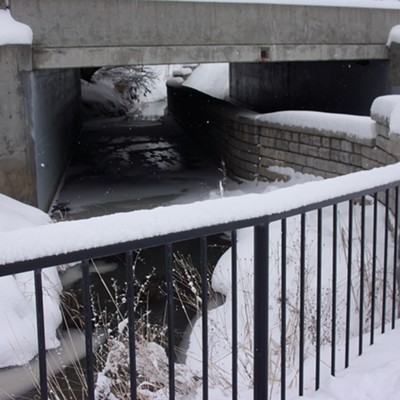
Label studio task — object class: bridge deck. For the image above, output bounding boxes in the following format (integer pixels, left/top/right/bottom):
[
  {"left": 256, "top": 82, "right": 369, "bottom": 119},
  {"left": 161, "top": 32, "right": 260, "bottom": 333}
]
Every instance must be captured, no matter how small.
[{"left": 9, "top": 0, "right": 400, "bottom": 68}]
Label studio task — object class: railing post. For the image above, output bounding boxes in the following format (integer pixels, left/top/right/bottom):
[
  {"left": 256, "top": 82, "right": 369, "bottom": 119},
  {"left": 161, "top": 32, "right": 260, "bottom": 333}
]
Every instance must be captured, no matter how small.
[
  {"left": 200, "top": 237, "right": 209, "bottom": 400},
  {"left": 231, "top": 230, "right": 238, "bottom": 400},
  {"left": 82, "top": 259, "right": 95, "bottom": 400},
  {"left": 299, "top": 213, "right": 306, "bottom": 395},
  {"left": 125, "top": 251, "right": 137, "bottom": 400},
  {"left": 254, "top": 222, "right": 269, "bottom": 400},
  {"left": 392, "top": 187, "right": 399, "bottom": 329},
  {"left": 165, "top": 243, "right": 175, "bottom": 400},
  {"left": 34, "top": 269, "right": 48, "bottom": 400}
]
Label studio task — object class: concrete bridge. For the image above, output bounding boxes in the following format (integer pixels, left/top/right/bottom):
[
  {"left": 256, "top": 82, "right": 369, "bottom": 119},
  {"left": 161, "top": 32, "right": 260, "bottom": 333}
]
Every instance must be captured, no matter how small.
[
  {"left": 2, "top": 0, "right": 400, "bottom": 210},
  {"left": 8, "top": 0, "right": 400, "bottom": 68}
]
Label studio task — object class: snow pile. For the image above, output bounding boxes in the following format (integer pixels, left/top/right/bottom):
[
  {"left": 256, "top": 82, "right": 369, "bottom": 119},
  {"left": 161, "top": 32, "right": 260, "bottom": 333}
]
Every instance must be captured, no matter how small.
[
  {"left": 258, "top": 111, "right": 376, "bottom": 140},
  {"left": 387, "top": 24, "right": 400, "bottom": 46},
  {"left": 186, "top": 186, "right": 394, "bottom": 399},
  {"left": 298, "top": 326, "right": 400, "bottom": 400},
  {"left": 0, "top": 9, "right": 32, "bottom": 46},
  {"left": 371, "top": 95, "right": 400, "bottom": 134},
  {"left": 183, "top": 63, "right": 229, "bottom": 99},
  {"left": 0, "top": 194, "right": 62, "bottom": 368}
]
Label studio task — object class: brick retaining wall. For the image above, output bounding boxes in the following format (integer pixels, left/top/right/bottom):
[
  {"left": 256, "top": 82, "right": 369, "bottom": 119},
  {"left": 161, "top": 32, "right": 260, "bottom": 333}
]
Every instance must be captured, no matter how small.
[{"left": 167, "top": 83, "right": 400, "bottom": 183}]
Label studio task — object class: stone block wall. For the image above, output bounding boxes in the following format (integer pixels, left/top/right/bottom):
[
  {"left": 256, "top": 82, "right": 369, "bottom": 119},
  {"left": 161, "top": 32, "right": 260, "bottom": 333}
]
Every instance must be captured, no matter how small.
[{"left": 167, "top": 83, "right": 400, "bottom": 183}]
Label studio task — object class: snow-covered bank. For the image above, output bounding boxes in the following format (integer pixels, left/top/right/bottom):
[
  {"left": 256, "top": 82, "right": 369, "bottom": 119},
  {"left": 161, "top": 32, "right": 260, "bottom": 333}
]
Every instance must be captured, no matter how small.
[
  {"left": 294, "top": 325, "right": 400, "bottom": 400},
  {"left": 0, "top": 195, "right": 62, "bottom": 368}
]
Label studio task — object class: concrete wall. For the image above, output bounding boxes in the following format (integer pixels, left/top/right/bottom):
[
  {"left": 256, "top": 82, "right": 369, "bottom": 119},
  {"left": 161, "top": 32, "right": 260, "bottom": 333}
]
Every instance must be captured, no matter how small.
[
  {"left": 0, "top": 45, "right": 36, "bottom": 205},
  {"left": 0, "top": 45, "right": 81, "bottom": 210},
  {"left": 230, "top": 60, "right": 390, "bottom": 116},
  {"left": 9, "top": 0, "right": 399, "bottom": 68},
  {"left": 167, "top": 84, "right": 399, "bottom": 183},
  {"left": 28, "top": 69, "right": 81, "bottom": 210}
]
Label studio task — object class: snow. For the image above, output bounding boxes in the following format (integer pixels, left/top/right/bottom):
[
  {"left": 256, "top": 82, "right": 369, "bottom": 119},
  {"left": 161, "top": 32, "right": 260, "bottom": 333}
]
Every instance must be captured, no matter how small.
[
  {"left": 2, "top": 57, "right": 400, "bottom": 394},
  {"left": 0, "top": 10, "right": 32, "bottom": 46},
  {"left": 387, "top": 24, "right": 400, "bottom": 45},
  {"left": 187, "top": 191, "right": 395, "bottom": 399},
  {"left": 183, "top": 63, "right": 229, "bottom": 100},
  {"left": 2, "top": 163, "right": 400, "bottom": 266},
  {"left": 371, "top": 95, "right": 400, "bottom": 135},
  {"left": 296, "top": 327, "right": 400, "bottom": 400},
  {"left": 0, "top": 194, "right": 62, "bottom": 368},
  {"left": 257, "top": 111, "right": 377, "bottom": 140},
  {"left": 163, "top": 0, "right": 400, "bottom": 9}
]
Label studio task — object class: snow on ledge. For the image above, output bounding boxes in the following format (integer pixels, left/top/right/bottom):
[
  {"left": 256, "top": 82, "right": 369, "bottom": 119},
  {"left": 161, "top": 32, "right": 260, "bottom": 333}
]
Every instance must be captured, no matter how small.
[
  {"left": 387, "top": 25, "right": 400, "bottom": 46},
  {"left": 371, "top": 95, "right": 400, "bottom": 134},
  {"left": 257, "top": 111, "right": 376, "bottom": 141},
  {"left": 156, "top": 0, "right": 400, "bottom": 10},
  {"left": 0, "top": 10, "right": 32, "bottom": 46}
]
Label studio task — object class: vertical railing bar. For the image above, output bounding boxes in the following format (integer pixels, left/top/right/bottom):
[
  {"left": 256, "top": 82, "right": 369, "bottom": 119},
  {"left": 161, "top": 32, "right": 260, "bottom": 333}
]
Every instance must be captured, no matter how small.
[
  {"left": 231, "top": 230, "right": 238, "bottom": 400},
  {"left": 34, "top": 269, "right": 48, "bottom": 400},
  {"left": 125, "top": 251, "right": 137, "bottom": 400},
  {"left": 315, "top": 209, "right": 322, "bottom": 390},
  {"left": 254, "top": 223, "right": 270, "bottom": 400},
  {"left": 82, "top": 259, "right": 95, "bottom": 400},
  {"left": 382, "top": 189, "right": 390, "bottom": 334},
  {"left": 165, "top": 243, "right": 175, "bottom": 400},
  {"left": 299, "top": 213, "right": 306, "bottom": 396},
  {"left": 331, "top": 204, "right": 338, "bottom": 376},
  {"left": 359, "top": 196, "right": 366, "bottom": 356},
  {"left": 371, "top": 193, "right": 378, "bottom": 345},
  {"left": 345, "top": 200, "right": 353, "bottom": 368},
  {"left": 281, "top": 219, "right": 287, "bottom": 400},
  {"left": 392, "top": 187, "right": 399, "bottom": 329},
  {"left": 200, "top": 236, "right": 209, "bottom": 400}
]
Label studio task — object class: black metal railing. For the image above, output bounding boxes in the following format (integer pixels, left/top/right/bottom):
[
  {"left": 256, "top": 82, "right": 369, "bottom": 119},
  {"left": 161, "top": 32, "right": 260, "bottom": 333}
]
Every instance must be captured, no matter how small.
[{"left": 1, "top": 169, "right": 400, "bottom": 400}]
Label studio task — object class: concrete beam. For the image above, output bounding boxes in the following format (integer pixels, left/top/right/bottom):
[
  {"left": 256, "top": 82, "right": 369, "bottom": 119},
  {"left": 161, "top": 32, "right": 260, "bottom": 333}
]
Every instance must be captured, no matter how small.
[
  {"left": 10, "top": 0, "right": 400, "bottom": 68},
  {"left": 33, "top": 44, "right": 389, "bottom": 69}
]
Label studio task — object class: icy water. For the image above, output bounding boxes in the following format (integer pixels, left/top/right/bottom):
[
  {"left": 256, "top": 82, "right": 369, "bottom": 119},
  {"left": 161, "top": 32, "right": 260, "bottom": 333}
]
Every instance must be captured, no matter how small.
[{"left": 51, "top": 114, "right": 224, "bottom": 220}]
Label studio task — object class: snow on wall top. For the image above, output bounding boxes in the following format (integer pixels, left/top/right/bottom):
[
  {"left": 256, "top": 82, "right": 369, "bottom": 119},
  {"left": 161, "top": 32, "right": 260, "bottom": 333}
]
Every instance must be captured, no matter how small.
[
  {"left": 387, "top": 25, "right": 400, "bottom": 46},
  {"left": 257, "top": 111, "right": 376, "bottom": 140},
  {"left": 0, "top": 10, "right": 32, "bottom": 46},
  {"left": 371, "top": 95, "right": 400, "bottom": 134},
  {"left": 168, "top": 0, "right": 400, "bottom": 10}
]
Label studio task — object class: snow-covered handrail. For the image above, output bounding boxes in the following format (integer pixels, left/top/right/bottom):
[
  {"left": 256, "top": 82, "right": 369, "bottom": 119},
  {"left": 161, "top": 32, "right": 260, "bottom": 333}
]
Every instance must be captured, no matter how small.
[{"left": 1, "top": 162, "right": 400, "bottom": 270}]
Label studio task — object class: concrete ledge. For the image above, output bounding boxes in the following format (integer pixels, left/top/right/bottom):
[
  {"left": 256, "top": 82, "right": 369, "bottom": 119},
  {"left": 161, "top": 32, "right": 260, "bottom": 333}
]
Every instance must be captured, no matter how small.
[{"left": 32, "top": 44, "right": 390, "bottom": 70}]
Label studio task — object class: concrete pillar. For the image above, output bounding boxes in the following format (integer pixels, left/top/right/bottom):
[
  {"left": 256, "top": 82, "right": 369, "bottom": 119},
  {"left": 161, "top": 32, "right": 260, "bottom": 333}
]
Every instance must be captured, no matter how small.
[
  {"left": 0, "top": 44, "right": 82, "bottom": 210},
  {"left": 0, "top": 45, "right": 36, "bottom": 205},
  {"left": 230, "top": 60, "right": 390, "bottom": 116},
  {"left": 389, "top": 42, "right": 400, "bottom": 94}
]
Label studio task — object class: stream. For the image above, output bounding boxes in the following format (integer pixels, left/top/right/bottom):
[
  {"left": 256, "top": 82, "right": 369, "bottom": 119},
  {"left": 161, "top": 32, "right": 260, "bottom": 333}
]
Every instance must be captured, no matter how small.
[{"left": 6, "top": 105, "right": 230, "bottom": 399}]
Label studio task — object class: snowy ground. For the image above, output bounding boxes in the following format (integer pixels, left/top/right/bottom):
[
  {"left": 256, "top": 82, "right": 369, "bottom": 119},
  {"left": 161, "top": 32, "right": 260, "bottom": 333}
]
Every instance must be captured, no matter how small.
[{"left": 2, "top": 55, "right": 400, "bottom": 399}]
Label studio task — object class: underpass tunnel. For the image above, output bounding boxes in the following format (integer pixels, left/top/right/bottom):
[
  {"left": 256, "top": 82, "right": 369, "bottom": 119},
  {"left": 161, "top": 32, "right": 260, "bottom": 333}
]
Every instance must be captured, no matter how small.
[
  {"left": 48, "top": 64, "right": 226, "bottom": 221},
  {"left": 30, "top": 59, "right": 394, "bottom": 217}
]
